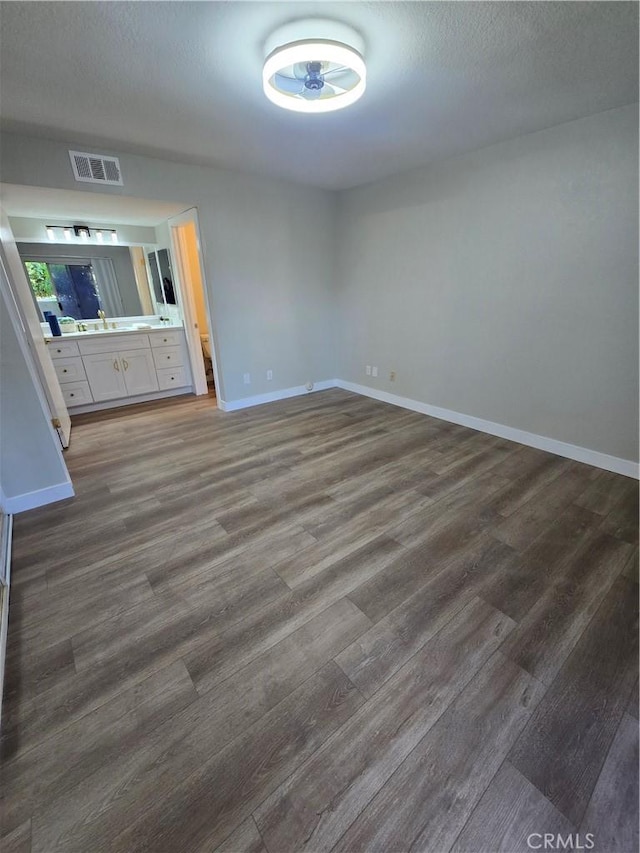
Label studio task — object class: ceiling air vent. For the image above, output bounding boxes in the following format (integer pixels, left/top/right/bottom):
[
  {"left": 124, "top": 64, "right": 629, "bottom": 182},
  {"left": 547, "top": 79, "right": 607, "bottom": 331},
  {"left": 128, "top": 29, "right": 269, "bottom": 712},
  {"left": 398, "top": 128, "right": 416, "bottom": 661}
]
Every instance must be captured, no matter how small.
[{"left": 69, "top": 150, "right": 123, "bottom": 186}]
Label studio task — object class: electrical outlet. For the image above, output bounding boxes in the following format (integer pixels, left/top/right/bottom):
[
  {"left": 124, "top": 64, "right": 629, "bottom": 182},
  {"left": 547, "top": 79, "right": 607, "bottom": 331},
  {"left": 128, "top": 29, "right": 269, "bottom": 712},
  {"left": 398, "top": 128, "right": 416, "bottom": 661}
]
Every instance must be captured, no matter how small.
[
  {"left": 243, "top": 372, "right": 251, "bottom": 385},
  {"left": 366, "top": 365, "right": 372, "bottom": 376},
  {"left": 266, "top": 369, "right": 273, "bottom": 381},
  {"left": 372, "top": 366, "right": 378, "bottom": 378},
  {"left": 389, "top": 370, "right": 396, "bottom": 381}
]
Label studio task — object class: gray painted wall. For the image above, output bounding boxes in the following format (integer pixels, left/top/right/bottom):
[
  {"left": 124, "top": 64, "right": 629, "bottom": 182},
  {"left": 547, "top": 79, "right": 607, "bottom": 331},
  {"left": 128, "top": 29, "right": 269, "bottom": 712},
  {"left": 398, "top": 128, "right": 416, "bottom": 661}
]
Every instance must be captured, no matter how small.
[
  {"left": 16, "top": 241, "right": 143, "bottom": 316},
  {"left": 0, "top": 133, "right": 338, "bottom": 402},
  {"left": 336, "top": 105, "right": 639, "bottom": 462},
  {"left": 1, "top": 105, "right": 637, "bottom": 463},
  {"left": 0, "top": 271, "right": 69, "bottom": 501}
]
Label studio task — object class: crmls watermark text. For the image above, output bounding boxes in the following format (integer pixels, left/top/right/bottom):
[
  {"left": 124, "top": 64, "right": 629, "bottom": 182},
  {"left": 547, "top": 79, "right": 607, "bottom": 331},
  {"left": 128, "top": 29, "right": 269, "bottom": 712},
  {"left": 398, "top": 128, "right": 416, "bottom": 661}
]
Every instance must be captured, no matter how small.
[{"left": 527, "top": 833, "right": 595, "bottom": 850}]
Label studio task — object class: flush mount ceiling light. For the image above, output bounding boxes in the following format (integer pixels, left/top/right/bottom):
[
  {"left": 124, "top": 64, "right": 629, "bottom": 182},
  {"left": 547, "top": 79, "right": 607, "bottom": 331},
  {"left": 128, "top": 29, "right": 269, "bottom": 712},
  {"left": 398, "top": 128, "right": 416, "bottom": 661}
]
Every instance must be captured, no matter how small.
[{"left": 263, "top": 19, "right": 366, "bottom": 113}]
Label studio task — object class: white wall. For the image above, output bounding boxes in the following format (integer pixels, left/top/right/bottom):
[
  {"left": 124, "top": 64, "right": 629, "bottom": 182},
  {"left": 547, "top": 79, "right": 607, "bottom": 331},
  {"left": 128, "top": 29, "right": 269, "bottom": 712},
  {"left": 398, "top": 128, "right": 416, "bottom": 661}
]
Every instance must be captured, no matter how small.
[
  {"left": 0, "top": 134, "right": 338, "bottom": 403},
  {"left": 336, "top": 105, "right": 639, "bottom": 463},
  {"left": 0, "top": 267, "right": 72, "bottom": 510}
]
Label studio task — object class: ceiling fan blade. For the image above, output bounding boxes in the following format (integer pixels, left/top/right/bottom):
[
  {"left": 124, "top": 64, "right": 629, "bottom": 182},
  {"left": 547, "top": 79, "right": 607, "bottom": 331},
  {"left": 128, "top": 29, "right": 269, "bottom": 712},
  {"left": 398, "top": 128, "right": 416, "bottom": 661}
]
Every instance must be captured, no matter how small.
[
  {"left": 274, "top": 73, "right": 305, "bottom": 94},
  {"left": 322, "top": 83, "right": 347, "bottom": 97},
  {"left": 324, "top": 68, "right": 360, "bottom": 89},
  {"left": 293, "top": 62, "right": 309, "bottom": 80},
  {"left": 303, "top": 86, "right": 323, "bottom": 100}
]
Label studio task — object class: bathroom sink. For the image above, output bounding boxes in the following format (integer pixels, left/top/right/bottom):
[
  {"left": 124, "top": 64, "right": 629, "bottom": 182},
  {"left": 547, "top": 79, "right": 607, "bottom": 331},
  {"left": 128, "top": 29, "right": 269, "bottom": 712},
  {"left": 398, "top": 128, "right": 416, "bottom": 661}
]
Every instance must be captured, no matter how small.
[{"left": 92, "top": 325, "right": 134, "bottom": 332}]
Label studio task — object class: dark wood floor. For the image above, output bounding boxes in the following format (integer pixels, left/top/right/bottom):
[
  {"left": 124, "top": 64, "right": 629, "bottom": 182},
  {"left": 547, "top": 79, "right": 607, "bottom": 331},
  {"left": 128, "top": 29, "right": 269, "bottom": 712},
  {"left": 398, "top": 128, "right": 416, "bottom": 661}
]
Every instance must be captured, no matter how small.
[{"left": 1, "top": 389, "right": 638, "bottom": 853}]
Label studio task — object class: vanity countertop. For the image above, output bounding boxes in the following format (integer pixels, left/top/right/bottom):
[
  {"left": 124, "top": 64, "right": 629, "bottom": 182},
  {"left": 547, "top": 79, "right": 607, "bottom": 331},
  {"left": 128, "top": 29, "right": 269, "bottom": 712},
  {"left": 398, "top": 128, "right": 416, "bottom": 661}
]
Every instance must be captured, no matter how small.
[{"left": 44, "top": 325, "right": 184, "bottom": 341}]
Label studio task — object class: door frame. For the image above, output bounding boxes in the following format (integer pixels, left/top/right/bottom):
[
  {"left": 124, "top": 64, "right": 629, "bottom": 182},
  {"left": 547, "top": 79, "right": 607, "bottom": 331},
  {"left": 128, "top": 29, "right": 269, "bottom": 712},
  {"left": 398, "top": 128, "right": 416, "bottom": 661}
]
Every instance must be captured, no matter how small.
[
  {"left": 0, "top": 208, "right": 72, "bottom": 447},
  {"left": 168, "top": 208, "right": 223, "bottom": 402}
]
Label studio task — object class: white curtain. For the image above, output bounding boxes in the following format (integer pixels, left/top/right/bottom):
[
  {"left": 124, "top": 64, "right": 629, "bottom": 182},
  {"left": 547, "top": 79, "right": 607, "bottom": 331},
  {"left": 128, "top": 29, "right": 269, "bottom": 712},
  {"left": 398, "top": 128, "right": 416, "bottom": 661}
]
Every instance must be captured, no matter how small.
[{"left": 91, "top": 257, "right": 124, "bottom": 316}]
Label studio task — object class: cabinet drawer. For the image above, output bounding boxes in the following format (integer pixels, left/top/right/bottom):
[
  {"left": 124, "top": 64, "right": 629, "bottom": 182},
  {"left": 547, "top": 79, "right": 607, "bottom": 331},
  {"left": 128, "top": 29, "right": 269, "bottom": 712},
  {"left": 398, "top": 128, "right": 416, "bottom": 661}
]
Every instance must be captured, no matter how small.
[
  {"left": 152, "top": 346, "right": 184, "bottom": 369},
  {"left": 149, "top": 331, "right": 183, "bottom": 348},
  {"left": 48, "top": 340, "right": 80, "bottom": 359},
  {"left": 53, "top": 356, "right": 87, "bottom": 383},
  {"left": 156, "top": 366, "right": 189, "bottom": 390},
  {"left": 61, "top": 381, "right": 93, "bottom": 406},
  {"left": 78, "top": 334, "right": 150, "bottom": 355}
]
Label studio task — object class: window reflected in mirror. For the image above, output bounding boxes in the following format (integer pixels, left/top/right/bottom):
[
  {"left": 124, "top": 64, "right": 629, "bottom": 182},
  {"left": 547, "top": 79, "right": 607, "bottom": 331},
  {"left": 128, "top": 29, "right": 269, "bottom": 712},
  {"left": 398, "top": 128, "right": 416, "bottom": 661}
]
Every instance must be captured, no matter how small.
[{"left": 19, "top": 244, "right": 161, "bottom": 320}]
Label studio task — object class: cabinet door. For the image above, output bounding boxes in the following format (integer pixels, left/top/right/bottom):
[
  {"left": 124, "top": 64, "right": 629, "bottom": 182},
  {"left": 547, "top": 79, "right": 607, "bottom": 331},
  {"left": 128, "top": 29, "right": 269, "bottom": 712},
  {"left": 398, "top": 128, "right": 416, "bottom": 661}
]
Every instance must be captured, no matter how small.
[
  {"left": 120, "top": 349, "right": 159, "bottom": 396},
  {"left": 83, "top": 353, "right": 127, "bottom": 402}
]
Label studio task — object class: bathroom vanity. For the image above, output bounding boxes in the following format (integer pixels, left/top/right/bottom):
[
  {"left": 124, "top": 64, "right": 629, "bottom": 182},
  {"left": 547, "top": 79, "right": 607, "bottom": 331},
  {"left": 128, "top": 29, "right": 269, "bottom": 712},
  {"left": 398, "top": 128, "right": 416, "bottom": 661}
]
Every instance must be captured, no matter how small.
[{"left": 46, "top": 326, "right": 193, "bottom": 412}]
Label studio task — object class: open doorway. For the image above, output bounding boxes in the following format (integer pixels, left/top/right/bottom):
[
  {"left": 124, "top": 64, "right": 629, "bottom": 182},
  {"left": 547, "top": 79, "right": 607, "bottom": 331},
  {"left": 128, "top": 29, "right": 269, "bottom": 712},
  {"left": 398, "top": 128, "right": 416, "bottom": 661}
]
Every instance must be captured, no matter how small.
[
  {"left": 169, "top": 209, "right": 220, "bottom": 399},
  {"left": 2, "top": 186, "right": 225, "bottom": 442}
]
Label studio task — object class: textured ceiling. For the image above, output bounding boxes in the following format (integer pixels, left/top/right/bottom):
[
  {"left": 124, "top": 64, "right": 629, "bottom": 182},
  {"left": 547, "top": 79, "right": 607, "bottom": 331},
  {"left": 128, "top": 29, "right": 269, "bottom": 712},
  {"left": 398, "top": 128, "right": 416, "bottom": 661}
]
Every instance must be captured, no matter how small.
[{"left": 0, "top": 1, "right": 637, "bottom": 190}]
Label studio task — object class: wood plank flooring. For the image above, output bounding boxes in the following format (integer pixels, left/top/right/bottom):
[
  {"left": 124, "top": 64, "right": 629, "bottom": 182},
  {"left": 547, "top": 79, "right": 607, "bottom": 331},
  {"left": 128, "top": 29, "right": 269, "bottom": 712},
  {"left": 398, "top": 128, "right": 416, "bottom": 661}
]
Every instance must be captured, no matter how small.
[{"left": 1, "top": 388, "right": 637, "bottom": 853}]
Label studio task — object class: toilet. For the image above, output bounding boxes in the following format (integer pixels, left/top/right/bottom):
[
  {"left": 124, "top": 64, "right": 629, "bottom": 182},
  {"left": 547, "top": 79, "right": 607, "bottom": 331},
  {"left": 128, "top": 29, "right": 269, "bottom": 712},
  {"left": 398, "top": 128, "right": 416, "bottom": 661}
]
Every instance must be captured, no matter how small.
[
  {"left": 200, "top": 333, "right": 212, "bottom": 360},
  {"left": 200, "top": 334, "right": 214, "bottom": 386}
]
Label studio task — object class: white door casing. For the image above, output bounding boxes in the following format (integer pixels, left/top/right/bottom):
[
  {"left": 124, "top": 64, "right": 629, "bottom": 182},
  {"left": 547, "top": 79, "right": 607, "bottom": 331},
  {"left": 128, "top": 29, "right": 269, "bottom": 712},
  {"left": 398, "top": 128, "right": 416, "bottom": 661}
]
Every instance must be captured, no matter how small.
[{"left": 168, "top": 208, "right": 222, "bottom": 402}]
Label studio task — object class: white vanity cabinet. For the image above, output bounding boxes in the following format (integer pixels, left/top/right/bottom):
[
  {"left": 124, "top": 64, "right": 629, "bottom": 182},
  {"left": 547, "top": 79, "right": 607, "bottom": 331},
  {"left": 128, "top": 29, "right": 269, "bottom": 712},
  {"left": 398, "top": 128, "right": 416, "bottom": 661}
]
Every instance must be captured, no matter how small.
[
  {"left": 150, "top": 331, "right": 190, "bottom": 391},
  {"left": 119, "top": 349, "right": 160, "bottom": 396},
  {"left": 78, "top": 333, "right": 158, "bottom": 402},
  {"left": 82, "top": 349, "right": 158, "bottom": 401},
  {"left": 81, "top": 352, "right": 127, "bottom": 401},
  {"left": 48, "top": 328, "right": 192, "bottom": 412},
  {"left": 46, "top": 339, "right": 94, "bottom": 407}
]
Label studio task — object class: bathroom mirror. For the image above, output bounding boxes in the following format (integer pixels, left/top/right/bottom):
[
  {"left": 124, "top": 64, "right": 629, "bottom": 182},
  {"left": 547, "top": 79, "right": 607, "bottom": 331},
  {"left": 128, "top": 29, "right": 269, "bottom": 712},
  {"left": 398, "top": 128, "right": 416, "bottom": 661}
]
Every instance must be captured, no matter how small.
[{"left": 18, "top": 242, "right": 161, "bottom": 321}]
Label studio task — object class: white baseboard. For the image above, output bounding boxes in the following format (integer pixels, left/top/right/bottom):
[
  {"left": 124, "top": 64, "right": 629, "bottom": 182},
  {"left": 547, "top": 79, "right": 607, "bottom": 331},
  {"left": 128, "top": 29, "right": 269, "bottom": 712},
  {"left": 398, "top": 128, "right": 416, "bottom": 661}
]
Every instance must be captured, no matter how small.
[
  {"left": 195, "top": 377, "right": 639, "bottom": 478},
  {"left": 3, "top": 480, "right": 75, "bottom": 514},
  {"left": 334, "top": 380, "right": 639, "bottom": 480},
  {"left": 218, "top": 379, "right": 337, "bottom": 412},
  {"left": 0, "top": 511, "right": 12, "bottom": 722}
]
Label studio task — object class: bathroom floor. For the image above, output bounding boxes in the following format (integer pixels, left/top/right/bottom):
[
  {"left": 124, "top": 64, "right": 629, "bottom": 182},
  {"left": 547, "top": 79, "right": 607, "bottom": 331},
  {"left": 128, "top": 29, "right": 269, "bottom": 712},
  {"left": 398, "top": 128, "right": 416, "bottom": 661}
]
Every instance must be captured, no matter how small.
[{"left": 1, "top": 389, "right": 638, "bottom": 853}]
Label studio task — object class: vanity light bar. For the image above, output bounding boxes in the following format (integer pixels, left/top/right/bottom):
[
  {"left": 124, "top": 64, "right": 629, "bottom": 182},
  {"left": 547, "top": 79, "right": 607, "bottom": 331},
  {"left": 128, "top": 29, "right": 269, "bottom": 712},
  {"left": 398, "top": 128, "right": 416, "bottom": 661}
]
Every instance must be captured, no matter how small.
[{"left": 46, "top": 225, "right": 118, "bottom": 243}]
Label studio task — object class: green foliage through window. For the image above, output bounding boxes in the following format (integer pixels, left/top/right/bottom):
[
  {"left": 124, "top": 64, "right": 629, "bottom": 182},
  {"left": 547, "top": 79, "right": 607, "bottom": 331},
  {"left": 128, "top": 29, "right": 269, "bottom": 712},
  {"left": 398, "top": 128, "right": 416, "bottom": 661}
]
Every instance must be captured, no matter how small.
[{"left": 25, "top": 261, "right": 54, "bottom": 298}]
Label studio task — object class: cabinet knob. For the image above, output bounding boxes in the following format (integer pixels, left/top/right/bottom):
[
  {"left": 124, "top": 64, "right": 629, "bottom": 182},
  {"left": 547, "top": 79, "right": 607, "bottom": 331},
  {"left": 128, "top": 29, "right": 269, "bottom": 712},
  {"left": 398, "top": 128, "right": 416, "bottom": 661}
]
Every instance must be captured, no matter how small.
[
  {"left": 163, "top": 338, "right": 168, "bottom": 342},
  {"left": 70, "top": 393, "right": 75, "bottom": 397},
  {"left": 63, "top": 369, "right": 68, "bottom": 373}
]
